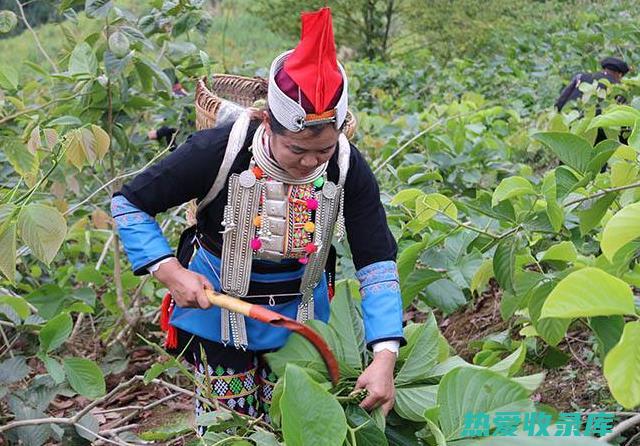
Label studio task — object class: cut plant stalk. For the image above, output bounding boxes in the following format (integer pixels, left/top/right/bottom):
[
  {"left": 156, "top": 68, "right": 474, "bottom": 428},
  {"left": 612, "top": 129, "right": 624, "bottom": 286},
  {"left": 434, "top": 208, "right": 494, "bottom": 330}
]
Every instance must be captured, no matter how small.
[{"left": 205, "top": 289, "right": 340, "bottom": 385}]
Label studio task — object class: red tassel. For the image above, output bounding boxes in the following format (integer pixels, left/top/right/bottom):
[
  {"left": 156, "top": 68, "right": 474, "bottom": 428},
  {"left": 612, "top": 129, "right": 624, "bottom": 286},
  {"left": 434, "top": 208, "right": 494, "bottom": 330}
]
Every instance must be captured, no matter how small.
[
  {"left": 165, "top": 324, "right": 178, "bottom": 349},
  {"left": 160, "top": 292, "right": 172, "bottom": 331},
  {"left": 160, "top": 292, "right": 178, "bottom": 349},
  {"left": 328, "top": 282, "right": 335, "bottom": 301}
]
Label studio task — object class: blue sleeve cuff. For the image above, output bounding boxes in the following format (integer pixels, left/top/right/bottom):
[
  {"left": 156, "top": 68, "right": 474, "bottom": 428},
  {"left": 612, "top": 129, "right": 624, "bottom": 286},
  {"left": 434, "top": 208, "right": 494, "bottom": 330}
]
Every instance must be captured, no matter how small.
[
  {"left": 355, "top": 260, "right": 405, "bottom": 346},
  {"left": 111, "top": 195, "right": 173, "bottom": 275}
]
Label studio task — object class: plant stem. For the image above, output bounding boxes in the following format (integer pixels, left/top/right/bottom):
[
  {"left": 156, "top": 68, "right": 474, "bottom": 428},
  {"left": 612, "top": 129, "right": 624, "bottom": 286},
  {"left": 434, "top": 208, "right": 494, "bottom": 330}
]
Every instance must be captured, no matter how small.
[{"left": 13, "top": 0, "right": 59, "bottom": 71}]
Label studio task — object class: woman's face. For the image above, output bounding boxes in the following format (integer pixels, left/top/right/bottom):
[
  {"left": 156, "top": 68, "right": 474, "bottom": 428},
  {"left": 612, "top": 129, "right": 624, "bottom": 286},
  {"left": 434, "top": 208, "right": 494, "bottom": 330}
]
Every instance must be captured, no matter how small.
[{"left": 264, "top": 118, "right": 340, "bottom": 180}]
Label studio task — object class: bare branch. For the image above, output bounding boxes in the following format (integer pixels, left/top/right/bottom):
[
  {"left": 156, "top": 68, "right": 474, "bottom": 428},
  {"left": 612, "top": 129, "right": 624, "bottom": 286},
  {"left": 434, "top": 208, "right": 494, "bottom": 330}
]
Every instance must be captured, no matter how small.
[
  {"left": 600, "top": 413, "right": 640, "bottom": 442},
  {"left": 13, "top": 0, "right": 59, "bottom": 71}
]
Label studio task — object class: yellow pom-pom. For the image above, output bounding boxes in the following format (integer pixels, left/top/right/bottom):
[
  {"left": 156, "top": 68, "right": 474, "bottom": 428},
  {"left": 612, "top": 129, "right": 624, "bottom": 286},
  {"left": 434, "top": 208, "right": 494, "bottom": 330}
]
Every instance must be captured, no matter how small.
[
  {"left": 304, "top": 221, "right": 316, "bottom": 233},
  {"left": 253, "top": 216, "right": 262, "bottom": 227}
]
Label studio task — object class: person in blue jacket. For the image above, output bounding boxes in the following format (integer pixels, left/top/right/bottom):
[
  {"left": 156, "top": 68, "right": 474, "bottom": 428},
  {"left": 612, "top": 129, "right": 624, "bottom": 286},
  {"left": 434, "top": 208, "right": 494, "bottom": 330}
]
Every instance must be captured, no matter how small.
[{"left": 111, "top": 7, "right": 404, "bottom": 424}]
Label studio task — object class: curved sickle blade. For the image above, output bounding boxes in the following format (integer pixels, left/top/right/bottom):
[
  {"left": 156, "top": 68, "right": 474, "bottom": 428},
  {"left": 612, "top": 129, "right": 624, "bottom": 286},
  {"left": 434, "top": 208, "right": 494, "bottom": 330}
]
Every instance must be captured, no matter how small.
[{"left": 206, "top": 290, "right": 340, "bottom": 386}]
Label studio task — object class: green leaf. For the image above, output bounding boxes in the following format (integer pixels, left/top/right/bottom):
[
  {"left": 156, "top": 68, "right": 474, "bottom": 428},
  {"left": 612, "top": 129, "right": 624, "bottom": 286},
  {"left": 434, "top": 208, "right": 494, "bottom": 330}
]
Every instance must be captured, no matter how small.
[
  {"left": 0, "top": 220, "right": 16, "bottom": 281},
  {"left": 397, "top": 240, "right": 426, "bottom": 283},
  {"left": 0, "top": 10, "right": 18, "bottom": 33},
  {"left": 554, "top": 166, "right": 581, "bottom": 198},
  {"left": 603, "top": 321, "right": 640, "bottom": 409},
  {"left": 542, "top": 171, "right": 563, "bottom": 231},
  {"left": 40, "top": 354, "right": 66, "bottom": 384},
  {"left": 394, "top": 385, "right": 438, "bottom": 422},
  {"left": 611, "top": 161, "right": 639, "bottom": 187},
  {"left": 588, "top": 105, "right": 640, "bottom": 129},
  {"left": 280, "top": 364, "right": 347, "bottom": 446},
  {"left": 396, "top": 316, "right": 440, "bottom": 385},
  {"left": 586, "top": 139, "right": 619, "bottom": 176},
  {"left": 39, "top": 313, "right": 72, "bottom": 353},
  {"left": 629, "top": 119, "right": 640, "bottom": 151},
  {"left": 85, "top": 0, "right": 113, "bottom": 18},
  {"left": 601, "top": 201, "right": 640, "bottom": 261},
  {"left": 470, "top": 259, "right": 493, "bottom": 294},
  {"left": 590, "top": 316, "right": 624, "bottom": 361},
  {"left": 401, "top": 268, "right": 442, "bottom": 307},
  {"left": 528, "top": 281, "right": 570, "bottom": 347},
  {"left": 345, "top": 405, "right": 388, "bottom": 446},
  {"left": 0, "top": 356, "right": 29, "bottom": 384},
  {"left": 578, "top": 192, "right": 617, "bottom": 236},
  {"left": 4, "top": 138, "right": 39, "bottom": 181},
  {"left": 437, "top": 367, "right": 532, "bottom": 440},
  {"left": 0, "top": 295, "right": 30, "bottom": 320},
  {"left": 489, "top": 343, "right": 526, "bottom": 377},
  {"left": 0, "top": 64, "right": 18, "bottom": 89},
  {"left": 329, "top": 280, "right": 364, "bottom": 372},
  {"left": 493, "top": 238, "right": 517, "bottom": 293},
  {"left": 63, "top": 357, "right": 106, "bottom": 399},
  {"left": 533, "top": 132, "right": 593, "bottom": 173},
  {"left": 48, "top": 115, "right": 82, "bottom": 127},
  {"left": 423, "top": 279, "right": 466, "bottom": 315},
  {"left": 69, "top": 42, "right": 98, "bottom": 76},
  {"left": 539, "top": 241, "right": 577, "bottom": 263},
  {"left": 491, "top": 176, "right": 536, "bottom": 206},
  {"left": 416, "top": 193, "right": 457, "bottom": 222},
  {"left": 17, "top": 204, "right": 67, "bottom": 265},
  {"left": 541, "top": 267, "right": 635, "bottom": 318}
]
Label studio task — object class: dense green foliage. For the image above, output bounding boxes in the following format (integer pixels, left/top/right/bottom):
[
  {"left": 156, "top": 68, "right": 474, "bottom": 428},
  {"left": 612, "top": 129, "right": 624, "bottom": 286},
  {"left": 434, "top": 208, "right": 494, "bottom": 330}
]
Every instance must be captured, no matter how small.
[{"left": 1, "top": 0, "right": 640, "bottom": 445}]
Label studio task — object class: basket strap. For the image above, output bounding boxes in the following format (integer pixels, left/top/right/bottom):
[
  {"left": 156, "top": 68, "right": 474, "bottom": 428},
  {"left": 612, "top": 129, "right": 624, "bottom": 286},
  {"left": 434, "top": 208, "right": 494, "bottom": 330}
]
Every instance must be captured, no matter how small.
[
  {"left": 337, "top": 133, "right": 350, "bottom": 187},
  {"left": 196, "top": 111, "right": 252, "bottom": 216}
]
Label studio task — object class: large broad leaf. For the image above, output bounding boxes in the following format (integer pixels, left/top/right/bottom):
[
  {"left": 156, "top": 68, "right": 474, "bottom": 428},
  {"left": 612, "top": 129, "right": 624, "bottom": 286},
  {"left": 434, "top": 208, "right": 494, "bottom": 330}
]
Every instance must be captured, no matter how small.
[
  {"left": 394, "top": 385, "right": 438, "bottom": 422},
  {"left": 578, "top": 192, "right": 617, "bottom": 236},
  {"left": 601, "top": 201, "right": 640, "bottom": 261},
  {"left": 266, "top": 320, "right": 359, "bottom": 380},
  {"left": 491, "top": 176, "right": 536, "bottom": 207},
  {"left": 0, "top": 220, "right": 16, "bottom": 281},
  {"left": 39, "top": 313, "right": 72, "bottom": 353},
  {"left": 590, "top": 315, "right": 624, "bottom": 361},
  {"left": 437, "top": 367, "right": 532, "bottom": 440},
  {"left": 398, "top": 240, "right": 427, "bottom": 283},
  {"left": 542, "top": 171, "right": 563, "bottom": 231},
  {"left": 586, "top": 139, "right": 619, "bottom": 176},
  {"left": 69, "top": 42, "right": 98, "bottom": 76},
  {"left": 85, "top": 0, "right": 113, "bottom": 18},
  {"left": 416, "top": 193, "right": 457, "bottom": 222},
  {"left": 391, "top": 188, "right": 423, "bottom": 207},
  {"left": 533, "top": 132, "right": 592, "bottom": 173},
  {"left": 345, "top": 405, "right": 389, "bottom": 446},
  {"left": 63, "top": 357, "right": 106, "bottom": 399},
  {"left": 541, "top": 268, "right": 635, "bottom": 318},
  {"left": 401, "top": 268, "right": 442, "bottom": 307},
  {"left": 588, "top": 105, "right": 640, "bottom": 129},
  {"left": 280, "top": 364, "right": 347, "bottom": 446},
  {"left": 538, "top": 241, "right": 577, "bottom": 263},
  {"left": 17, "top": 204, "right": 67, "bottom": 265},
  {"left": 0, "top": 64, "right": 18, "bottom": 89},
  {"left": 528, "top": 281, "right": 570, "bottom": 347},
  {"left": 489, "top": 343, "right": 526, "bottom": 377},
  {"left": 423, "top": 279, "right": 466, "bottom": 315},
  {"left": 0, "top": 356, "right": 29, "bottom": 384},
  {"left": 603, "top": 321, "right": 640, "bottom": 409},
  {"left": 493, "top": 238, "right": 518, "bottom": 293},
  {"left": 329, "top": 280, "right": 364, "bottom": 372},
  {"left": 395, "top": 315, "right": 440, "bottom": 385}
]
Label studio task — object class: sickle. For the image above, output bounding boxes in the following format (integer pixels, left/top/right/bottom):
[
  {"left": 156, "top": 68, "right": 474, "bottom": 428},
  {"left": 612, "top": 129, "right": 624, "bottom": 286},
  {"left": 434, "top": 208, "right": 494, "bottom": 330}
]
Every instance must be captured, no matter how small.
[{"left": 205, "top": 289, "right": 340, "bottom": 385}]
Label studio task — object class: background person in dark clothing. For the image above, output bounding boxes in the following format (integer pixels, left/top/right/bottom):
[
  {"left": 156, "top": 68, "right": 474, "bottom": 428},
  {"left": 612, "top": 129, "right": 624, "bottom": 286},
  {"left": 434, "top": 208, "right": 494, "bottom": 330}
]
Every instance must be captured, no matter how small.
[{"left": 555, "top": 57, "right": 630, "bottom": 112}]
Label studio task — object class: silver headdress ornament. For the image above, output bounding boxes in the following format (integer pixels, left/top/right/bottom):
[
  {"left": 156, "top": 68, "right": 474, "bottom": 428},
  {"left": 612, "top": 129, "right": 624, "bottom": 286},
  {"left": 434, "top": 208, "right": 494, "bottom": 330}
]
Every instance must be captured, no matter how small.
[{"left": 267, "top": 50, "right": 349, "bottom": 133}]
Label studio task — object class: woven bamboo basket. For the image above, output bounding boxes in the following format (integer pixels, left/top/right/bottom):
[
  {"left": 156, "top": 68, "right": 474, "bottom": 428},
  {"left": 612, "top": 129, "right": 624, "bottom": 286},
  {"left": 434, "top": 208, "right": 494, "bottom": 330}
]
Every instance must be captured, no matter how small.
[{"left": 195, "top": 74, "right": 357, "bottom": 139}]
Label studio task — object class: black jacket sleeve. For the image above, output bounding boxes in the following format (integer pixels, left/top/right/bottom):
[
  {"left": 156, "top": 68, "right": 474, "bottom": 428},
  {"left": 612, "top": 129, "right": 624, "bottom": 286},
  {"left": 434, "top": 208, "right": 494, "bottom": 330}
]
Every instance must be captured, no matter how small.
[
  {"left": 118, "top": 126, "right": 232, "bottom": 216},
  {"left": 343, "top": 145, "right": 398, "bottom": 270}
]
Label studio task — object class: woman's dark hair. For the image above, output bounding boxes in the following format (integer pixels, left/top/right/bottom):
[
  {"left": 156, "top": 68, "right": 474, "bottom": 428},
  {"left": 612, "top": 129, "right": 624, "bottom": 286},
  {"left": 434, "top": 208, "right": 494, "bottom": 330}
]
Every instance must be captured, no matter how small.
[{"left": 266, "top": 107, "right": 344, "bottom": 136}]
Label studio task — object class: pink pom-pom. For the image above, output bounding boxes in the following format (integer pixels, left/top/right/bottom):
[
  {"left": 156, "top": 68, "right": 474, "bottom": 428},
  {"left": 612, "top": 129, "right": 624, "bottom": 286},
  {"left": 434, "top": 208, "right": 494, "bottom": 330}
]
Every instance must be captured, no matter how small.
[
  {"left": 250, "top": 238, "right": 262, "bottom": 250},
  {"left": 298, "top": 257, "right": 309, "bottom": 265},
  {"left": 304, "top": 243, "right": 317, "bottom": 254},
  {"left": 306, "top": 198, "right": 318, "bottom": 210}
]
